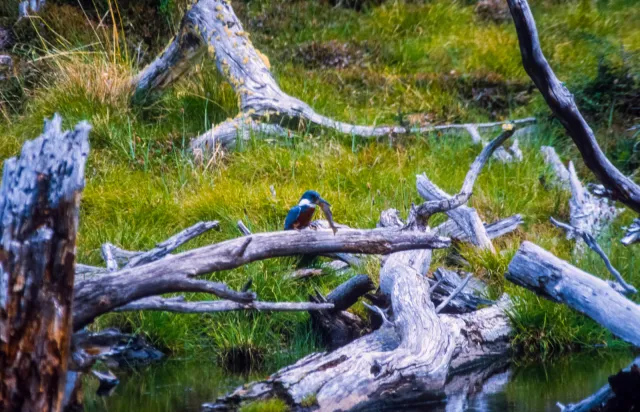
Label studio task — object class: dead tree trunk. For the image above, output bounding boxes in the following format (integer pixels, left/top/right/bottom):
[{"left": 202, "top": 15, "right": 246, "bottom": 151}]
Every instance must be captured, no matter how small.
[
  {"left": 0, "top": 115, "right": 90, "bottom": 411},
  {"left": 540, "top": 146, "right": 620, "bottom": 254}
]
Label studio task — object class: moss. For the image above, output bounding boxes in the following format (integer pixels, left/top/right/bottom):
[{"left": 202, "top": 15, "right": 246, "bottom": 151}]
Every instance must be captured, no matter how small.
[
  {"left": 300, "top": 394, "right": 318, "bottom": 408},
  {"left": 239, "top": 399, "right": 289, "bottom": 412}
]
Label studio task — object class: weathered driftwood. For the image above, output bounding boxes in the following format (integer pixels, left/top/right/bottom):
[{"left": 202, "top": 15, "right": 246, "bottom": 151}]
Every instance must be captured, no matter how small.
[
  {"left": 622, "top": 218, "right": 640, "bottom": 246},
  {"left": 208, "top": 199, "right": 511, "bottom": 410},
  {"left": 115, "top": 295, "right": 334, "bottom": 313},
  {"left": 507, "top": 0, "right": 640, "bottom": 213},
  {"left": 550, "top": 217, "right": 636, "bottom": 294},
  {"left": 557, "top": 356, "right": 640, "bottom": 412},
  {"left": 0, "top": 116, "right": 90, "bottom": 411},
  {"left": 429, "top": 268, "right": 493, "bottom": 314},
  {"left": 208, "top": 289, "right": 512, "bottom": 410},
  {"left": 310, "top": 274, "right": 375, "bottom": 349},
  {"left": 507, "top": 241, "right": 640, "bottom": 346},
  {"left": 540, "top": 146, "right": 620, "bottom": 254},
  {"left": 417, "top": 128, "right": 517, "bottom": 251},
  {"left": 541, "top": 146, "right": 571, "bottom": 189},
  {"left": 435, "top": 273, "right": 473, "bottom": 313},
  {"left": 18, "top": 0, "right": 46, "bottom": 18},
  {"left": 133, "top": 0, "right": 535, "bottom": 150},
  {"left": 434, "top": 214, "right": 523, "bottom": 242},
  {"left": 73, "top": 227, "right": 450, "bottom": 330}
]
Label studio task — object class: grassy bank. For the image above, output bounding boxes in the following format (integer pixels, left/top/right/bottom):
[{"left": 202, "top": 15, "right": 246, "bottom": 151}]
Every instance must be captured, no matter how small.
[{"left": 1, "top": 0, "right": 639, "bottom": 367}]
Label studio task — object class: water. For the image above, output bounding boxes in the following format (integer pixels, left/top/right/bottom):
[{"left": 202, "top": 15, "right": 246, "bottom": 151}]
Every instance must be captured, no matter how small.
[{"left": 84, "top": 351, "right": 635, "bottom": 411}]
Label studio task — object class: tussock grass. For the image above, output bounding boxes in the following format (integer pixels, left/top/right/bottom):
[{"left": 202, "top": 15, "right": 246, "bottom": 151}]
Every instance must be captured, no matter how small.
[{"left": 1, "top": 0, "right": 640, "bottom": 366}]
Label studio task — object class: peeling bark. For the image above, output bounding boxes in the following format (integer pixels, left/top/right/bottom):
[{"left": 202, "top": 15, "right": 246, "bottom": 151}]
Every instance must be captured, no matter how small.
[{"left": 0, "top": 115, "right": 90, "bottom": 411}]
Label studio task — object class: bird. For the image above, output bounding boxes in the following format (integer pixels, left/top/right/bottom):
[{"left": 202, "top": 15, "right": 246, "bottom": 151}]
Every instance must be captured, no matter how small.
[{"left": 284, "top": 190, "right": 330, "bottom": 230}]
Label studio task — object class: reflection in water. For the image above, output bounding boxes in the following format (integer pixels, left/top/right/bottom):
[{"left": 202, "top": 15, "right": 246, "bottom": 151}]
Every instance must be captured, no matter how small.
[{"left": 84, "top": 351, "right": 635, "bottom": 411}]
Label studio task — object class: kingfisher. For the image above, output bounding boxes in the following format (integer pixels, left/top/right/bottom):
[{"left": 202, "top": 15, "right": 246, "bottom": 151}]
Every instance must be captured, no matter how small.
[{"left": 284, "top": 190, "right": 330, "bottom": 230}]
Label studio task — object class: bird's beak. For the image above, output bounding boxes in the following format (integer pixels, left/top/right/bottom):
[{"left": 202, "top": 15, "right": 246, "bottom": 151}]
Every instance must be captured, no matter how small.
[{"left": 318, "top": 197, "right": 331, "bottom": 207}]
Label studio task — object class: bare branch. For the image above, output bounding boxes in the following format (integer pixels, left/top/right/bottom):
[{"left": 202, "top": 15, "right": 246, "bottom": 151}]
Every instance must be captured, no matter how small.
[
  {"left": 415, "top": 127, "right": 515, "bottom": 241},
  {"left": 507, "top": 0, "right": 640, "bottom": 213},
  {"left": 124, "top": 221, "right": 220, "bottom": 268},
  {"left": 237, "top": 220, "right": 252, "bottom": 236},
  {"left": 435, "top": 273, "right": 473, "bottom": 314},
  {"left": 73, "top": 228, "right": 450, "bottom": 329},
  {"left": 550, "top": 217, "right": 636, "bottom": 294},
  {"left": 115, "top": 296, "right": 334, "bottom": 313}
]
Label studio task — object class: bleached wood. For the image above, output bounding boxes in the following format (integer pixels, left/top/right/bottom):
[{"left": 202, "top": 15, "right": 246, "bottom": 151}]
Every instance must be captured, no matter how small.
[
  {"left": 507, "top": 241, "right": 640, "bottom": 346},
  {"left": 541, "top": 146, "right": 620, "bottom": 253},
  {"left": 115, "top": 295, "right": 334, "bottom": 313},
  {"left": 415, "top": 128, "right": 514, "bottom": 251},
  {"left": 208, "top": 214, "right": 510, "bottom": 410},
  {"left": 434, "top": 214, "right": 523, "bottom": 242},
  {"left": 436, "top": 273, "right": 473, "bottom": 313},
  {"left": 541, "top": 146, "right": 571, "bottom": 189},
  {"left": 133, "top": 0, "right": 535, "bottom": 151},
  {"left": 550, "top": 217, "right": 636, "bottom": 294},
  {"left": 622, "top": 218, "right": 640, "bottom": 245},
  {"left": 73, "top": 227, "right": 450, "bottom": 329}
]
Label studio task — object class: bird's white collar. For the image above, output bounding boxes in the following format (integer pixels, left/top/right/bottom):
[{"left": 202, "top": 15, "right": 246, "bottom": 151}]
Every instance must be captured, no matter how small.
[{"left": 298, "top": 199, "right": 315, "bottom": 207}]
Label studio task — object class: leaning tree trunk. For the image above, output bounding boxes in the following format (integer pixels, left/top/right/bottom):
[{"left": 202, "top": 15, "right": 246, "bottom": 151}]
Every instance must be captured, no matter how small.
[{"left": 0, "top": 115, "right": 90, "bottom": 411}]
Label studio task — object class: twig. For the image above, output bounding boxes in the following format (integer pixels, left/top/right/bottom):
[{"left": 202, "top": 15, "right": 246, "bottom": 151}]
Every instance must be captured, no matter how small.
[
  {"left": 435, "top": 273, "right": 473, "bottom": 313},
  {"left": 362, "top": 302, "right": 393, "bottom": 326},
  {"left": 415, "top": 127, "right": 515, "bottom": 225},
  {"left": 550, "top": 217, "right": 637, "bottom": 294},
  {"left": 237, "top": 220, "right": 252, "bottom": 236}
]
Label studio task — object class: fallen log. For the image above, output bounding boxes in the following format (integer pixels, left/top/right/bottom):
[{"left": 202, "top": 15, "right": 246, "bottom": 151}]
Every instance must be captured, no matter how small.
[
  {"left": 506, "top": 241, "right": 640, "bottom": 346},
  {"left": 209, "top": 182, "right": 511, "bottom": 410},
  {"left": 434, "top": 214, "right": 523, "bottom": 242},
  {"left": 133, "top": 0, "right": 535, "bottom": 151},
  {"left": 115, "top": 296, "right": 334, "bottom": 313},
  {"left": 0, "top": 115, "right": 90, "bottom": 411},
  {"left": 73, "top": 227, "right": 450, "bottom": 330},
  {"left": 507, "top": 0, "right": 640, "bottom": 213}
]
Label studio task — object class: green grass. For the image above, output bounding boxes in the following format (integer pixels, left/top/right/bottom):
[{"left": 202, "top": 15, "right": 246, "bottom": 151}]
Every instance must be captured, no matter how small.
[{"left": 1, "top": 0, "right": 640, "bottom": 366}]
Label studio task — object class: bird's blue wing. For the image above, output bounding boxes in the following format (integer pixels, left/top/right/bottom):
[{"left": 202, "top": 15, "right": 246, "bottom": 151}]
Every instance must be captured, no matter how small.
[{"left": 284, "top": 206, "right": 301, "bottom": 230}]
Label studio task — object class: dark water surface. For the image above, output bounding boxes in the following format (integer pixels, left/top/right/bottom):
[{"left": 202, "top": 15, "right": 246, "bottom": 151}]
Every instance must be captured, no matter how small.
[{"left": 84, "top": 351, "right": 635, "bottom": 411}]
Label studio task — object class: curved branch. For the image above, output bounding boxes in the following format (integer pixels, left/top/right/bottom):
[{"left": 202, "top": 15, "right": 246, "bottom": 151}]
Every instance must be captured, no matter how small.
[
  {"left": 134, "top": 0, "right": 535, "bottom": 150},
  {"left": 550, "top": 217, "right": 636, "bottom": 294},
  {"left": 73, "top": 228, "right": 450, "bottom": 329},
  {"left": 507, "top": 0, "right": 640, "bottom": 213}
]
